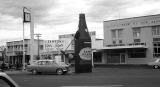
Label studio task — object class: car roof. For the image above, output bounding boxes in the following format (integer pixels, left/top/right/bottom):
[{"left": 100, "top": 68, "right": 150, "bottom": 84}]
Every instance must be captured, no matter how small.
[{"left": 37, "top": 60, "right": 53, "bottom": 62}]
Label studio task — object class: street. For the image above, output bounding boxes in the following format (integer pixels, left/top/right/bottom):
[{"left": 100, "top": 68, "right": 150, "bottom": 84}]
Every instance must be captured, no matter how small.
[{"left": 8, "top": 68, "right": 160, "bottom": 87}]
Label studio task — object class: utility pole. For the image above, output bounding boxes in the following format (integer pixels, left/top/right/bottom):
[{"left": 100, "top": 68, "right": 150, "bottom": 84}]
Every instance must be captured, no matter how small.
[{"left": 34, "top": 34, "right": 41, "bottom": 60}]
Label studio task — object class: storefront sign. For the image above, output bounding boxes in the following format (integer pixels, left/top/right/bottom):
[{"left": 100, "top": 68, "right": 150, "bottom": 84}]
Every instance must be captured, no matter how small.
[{"left": 44, "top": 40, "right": 65, "bottom": 52}]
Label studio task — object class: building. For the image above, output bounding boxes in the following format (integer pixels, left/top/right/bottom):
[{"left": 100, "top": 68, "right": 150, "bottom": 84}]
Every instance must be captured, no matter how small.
[
  {"left": 5, "top": 31, "right": 103, "bottom": 66},
  {"left": 42, "top": 31, "right": 103, "bottom": 65},
  {"left": 6, "top": 39, "right": 43, "bottom": 65},
  {"left": 97, "top": 14, "right": 160, "bottom": 65}
]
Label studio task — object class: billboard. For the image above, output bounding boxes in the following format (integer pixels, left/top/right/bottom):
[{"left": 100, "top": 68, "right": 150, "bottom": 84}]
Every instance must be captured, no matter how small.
[{"left": 43, "top": 40, "right": 66, "bottom": 52}]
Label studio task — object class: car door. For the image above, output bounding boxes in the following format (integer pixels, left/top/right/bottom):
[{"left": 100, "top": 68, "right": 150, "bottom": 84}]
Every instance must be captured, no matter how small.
[
  {"left": 44, "top": 61, "right": 56, "bottom": 73},
  {"left": 36, "top": 61, "right": 46, "bottom": 72}
]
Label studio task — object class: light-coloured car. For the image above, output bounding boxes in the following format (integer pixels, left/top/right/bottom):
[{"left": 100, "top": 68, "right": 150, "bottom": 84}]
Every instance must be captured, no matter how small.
[
  {"left": 148, "top": 59, "right": 160, "bottom": 68},
  {"left": 26, "top": 60, "right": 69, "bottom": 75},
  {"left": 0, "top": 72, "right": 19, "bottom": 87}
]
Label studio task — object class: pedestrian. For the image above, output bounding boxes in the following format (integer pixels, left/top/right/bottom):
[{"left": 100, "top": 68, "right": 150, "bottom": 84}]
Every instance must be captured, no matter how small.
[
  {"left": 16, "top": 61, "right": 19, "bottom": 70},
  {"left": 2, "top": 61, "right": 6, "bottom": 71},
  {"left": 9, "top": 63, "right": 12, "bottom": 72}
]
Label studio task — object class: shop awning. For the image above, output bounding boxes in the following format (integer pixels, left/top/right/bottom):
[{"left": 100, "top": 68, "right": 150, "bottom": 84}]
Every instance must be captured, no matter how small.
[{"left": 95, "top": 43, "right": 148, "bottom": 50}]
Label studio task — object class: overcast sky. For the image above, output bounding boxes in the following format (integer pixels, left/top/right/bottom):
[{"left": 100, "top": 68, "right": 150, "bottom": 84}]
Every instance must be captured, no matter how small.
[{"left": 0, "top": 0, "right": 160, "bottom": 46}]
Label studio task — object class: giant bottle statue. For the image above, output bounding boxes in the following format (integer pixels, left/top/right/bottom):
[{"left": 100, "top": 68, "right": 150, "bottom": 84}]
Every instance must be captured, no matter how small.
[{"left": 74, "top": 13, "right": 92, "bottom": 73}]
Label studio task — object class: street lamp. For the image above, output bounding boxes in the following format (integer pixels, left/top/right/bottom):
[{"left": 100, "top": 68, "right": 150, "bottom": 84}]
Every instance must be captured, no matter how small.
[{"left": 34, "top": 34, "right": 41, "bottom": 60}]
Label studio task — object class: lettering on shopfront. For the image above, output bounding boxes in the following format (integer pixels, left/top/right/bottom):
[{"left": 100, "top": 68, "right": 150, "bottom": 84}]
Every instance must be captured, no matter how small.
[{"left": 44, "top": 40, "right": 65, "bottom": 52}]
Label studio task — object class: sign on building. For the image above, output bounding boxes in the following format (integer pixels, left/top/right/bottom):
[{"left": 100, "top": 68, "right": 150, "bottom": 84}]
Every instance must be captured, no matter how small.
[{"left": 43, "top": 40, "right": 66, "bottom": 52}]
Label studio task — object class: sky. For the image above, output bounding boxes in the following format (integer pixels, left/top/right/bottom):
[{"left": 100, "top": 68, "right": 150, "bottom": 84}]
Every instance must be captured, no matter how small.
[{"left": 0, "top": 0, "right": 160, "bottom": 46}]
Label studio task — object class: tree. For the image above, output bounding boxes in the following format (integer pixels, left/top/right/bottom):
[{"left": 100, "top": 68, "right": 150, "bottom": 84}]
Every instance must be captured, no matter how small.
[{"left": 0, "top": 46, "right": 6, "bottom": 61}]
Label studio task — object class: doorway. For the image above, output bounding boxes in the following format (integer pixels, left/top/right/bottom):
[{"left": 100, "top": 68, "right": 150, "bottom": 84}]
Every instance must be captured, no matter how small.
[{"left": 120, "top": 53, "right": 125, "bottom": 63}]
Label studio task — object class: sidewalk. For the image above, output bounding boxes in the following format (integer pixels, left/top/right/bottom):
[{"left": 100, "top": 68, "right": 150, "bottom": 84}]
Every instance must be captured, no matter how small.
[{"left": 3, "top": 70, "right": 29, "bottom": 74}]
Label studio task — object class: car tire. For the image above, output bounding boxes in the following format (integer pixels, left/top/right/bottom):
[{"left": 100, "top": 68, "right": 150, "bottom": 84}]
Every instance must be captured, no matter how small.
[
  {"left": 56, "top": 69, "right": 63, "bottom": 75},
  {"left": 32, "top": 70, "right": 38, "bottom": 75},
  {"left": 154, "top": 65, "right": 159, "bottom": 69}
]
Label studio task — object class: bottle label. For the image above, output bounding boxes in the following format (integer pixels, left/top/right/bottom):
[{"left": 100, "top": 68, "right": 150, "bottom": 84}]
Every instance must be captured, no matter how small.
[{"left": 79, "top": 47, "right": 92, "bottom": 60}]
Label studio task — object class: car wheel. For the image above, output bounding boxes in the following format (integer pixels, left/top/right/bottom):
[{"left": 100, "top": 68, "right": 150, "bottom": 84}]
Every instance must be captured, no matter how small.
[
  {"left": 32, "top": 70, "right": 38, "bottom": 75},
  {"left": 56, "top": 69, "right": 63, "bottom": 75},
  {"left": 154, "top": 65, "right": 159, "bottom": 69}
]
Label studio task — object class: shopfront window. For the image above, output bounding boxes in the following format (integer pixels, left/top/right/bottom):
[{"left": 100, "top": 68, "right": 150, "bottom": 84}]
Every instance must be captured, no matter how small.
[
  {"left": 153, "top": 42, "right": 160, "bottom": 58},
  {"left": 93, "top": 52, "right": 102, "bottom": 62},
  {"left": 128, "top": 49, "right": 146, "bottom": 58}
]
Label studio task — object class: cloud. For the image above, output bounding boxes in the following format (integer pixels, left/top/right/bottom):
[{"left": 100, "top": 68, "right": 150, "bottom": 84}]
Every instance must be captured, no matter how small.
[
  {"left": 0, "top": 0, "right": 59, "bottom": 17},
  {"left": 86, "top": 0, "right": 160, "bottom": 22},
  {"left": 0, "top": 14, "right": 22, "bottom": 31},
  {"left": 1, "top": 0, "right": 160, "bottom": 46},
  {"left": 0, "top": 0, "right": 60, "bottom": 26}
]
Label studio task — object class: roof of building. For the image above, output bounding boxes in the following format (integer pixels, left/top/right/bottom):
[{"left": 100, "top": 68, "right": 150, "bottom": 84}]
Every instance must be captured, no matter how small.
[
  {"left": 6, "top": 39, "right": 44, "bottom": 43},
  {"left": 104, "top": 14, "right": 160, "bottom": 22}
]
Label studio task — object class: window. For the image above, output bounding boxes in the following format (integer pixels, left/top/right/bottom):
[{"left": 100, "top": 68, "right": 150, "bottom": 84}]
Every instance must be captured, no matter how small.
[
  {"left": 128, "top": 49, "right": 146, "bottom": 58},
  {"left": 118, "top": 29, "right": 122, "bottom": 38},
  {"left": 113, "top": 41, "right": 116, "bottom": 44},
  {"left": 93, "top": 52, "right": 102, "bottom": 62},
  {"left": 133, "top": 28, "right": 141, "bottom": 37},
  {"left": 107, "top": 54, "right": 120, "bottom": 63},
  {"left": 153, "top": 42, "right": 160, "bottom": 58},
  {"left": 119, "top": 40, "right": 122, "bottom": 44},
  {"left": 152, "top": 26, "right": 160, "bottom": 36},
  {"left": 134, "top": 39, "right": 140, "bottom": 43},
  {"left": 111, "top": 30, "right": 116, "bottom": 38}
]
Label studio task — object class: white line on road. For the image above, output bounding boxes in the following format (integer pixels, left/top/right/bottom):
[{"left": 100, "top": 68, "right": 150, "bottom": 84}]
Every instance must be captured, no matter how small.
[{"left": 62, "top": 85, "right": 123, "bottom": 87}]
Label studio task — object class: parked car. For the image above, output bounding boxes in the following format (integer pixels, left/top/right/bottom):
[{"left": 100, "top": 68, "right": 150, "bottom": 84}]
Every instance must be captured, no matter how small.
[
  {"left": 148, "top": 59, "right": 160, "bottom": 68},
  {"left": 0, "top": 72, "right": 19, "bottom": 87},
  {"left": 26, "top": 60, "right": 69, "bottom": 75},
  {"left": 0, "top": 61, "right": 9, "bottom": 69}
]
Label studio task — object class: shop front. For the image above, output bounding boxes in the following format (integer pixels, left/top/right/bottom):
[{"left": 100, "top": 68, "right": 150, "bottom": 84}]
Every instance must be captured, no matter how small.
[{"left": 97, "top": 43, "right": 148, "bottom": 65}]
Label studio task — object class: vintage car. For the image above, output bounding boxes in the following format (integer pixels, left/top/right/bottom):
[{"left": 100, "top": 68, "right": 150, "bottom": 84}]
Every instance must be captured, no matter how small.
[
  {"left": 26, "top": 60, "right": 69, "bottom": 75},
  {"left": 0, "top": 72, "right": 19, "bottom": 87},
  {"left": 148, "top": 59, "right": 160, "bottom": 68},
  {"left": 0, "top": 61, "right": 9, "bottom": 69}
]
